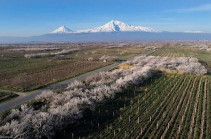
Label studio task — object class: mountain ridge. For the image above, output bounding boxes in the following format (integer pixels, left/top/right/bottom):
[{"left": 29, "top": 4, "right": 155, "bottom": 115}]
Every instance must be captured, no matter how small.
[
  {"left": 1, "top": 32, "right": 211, "bottom": 43},
  {"left": 51, "top": 26, "right": 73, "bottom": 34},
  {"left": 51, "top": 20, "right": 158, "bottom": 34},
  {"left": 76, "top": 20, "right": 158, "bottom": 33}
]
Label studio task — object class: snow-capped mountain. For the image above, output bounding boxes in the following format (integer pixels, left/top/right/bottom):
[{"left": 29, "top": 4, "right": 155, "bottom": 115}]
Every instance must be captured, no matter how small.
[
  {"left": 77, "top": 20, "right": 158, "bottom": 33},
  {"left": 50, "top": 20, "right": 159, "bottom": 34},
  {"left": 51, "top": 26, "right": 73, "bottom": 34}
]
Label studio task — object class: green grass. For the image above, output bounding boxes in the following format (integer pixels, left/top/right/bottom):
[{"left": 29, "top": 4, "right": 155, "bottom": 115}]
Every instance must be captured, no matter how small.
[{"left": 56, "top": 73, "right": 210, "bottom": 139}]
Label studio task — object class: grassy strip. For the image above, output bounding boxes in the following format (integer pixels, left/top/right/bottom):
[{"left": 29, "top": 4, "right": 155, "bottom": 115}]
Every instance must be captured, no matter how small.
[
  {"left": 187, "top": 77, "right": 202, "bottom": 138},
  {"left": 199, "top": 78, "right": 207, "bottom": 139},
  {"left": 162, "top": 76, "right": 194, "bottom": 138},
  {"left": 193, "top": 79, "right": 205, "bottom": 138},
  {"left": 154, "top": 77, "right": 191, "bottom": 138},
  {"left": 206, "top": 77, "right": 211, "bottom": 138},
  {"left": 180, "top": 77, "right": 200, "bottom": 138},
  {"left": 174, "top": 77, "right": 199, "bottom": 138},
  {"left": 136, "top": 76, "right": 183, "bottom": 138}
]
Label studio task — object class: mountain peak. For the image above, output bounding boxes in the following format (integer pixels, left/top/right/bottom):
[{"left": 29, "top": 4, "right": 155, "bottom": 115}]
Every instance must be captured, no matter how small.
[
  {"left": 51, "top": 26, "right": 73, "bottom": 34},
  {"left": 77, "top": 20, "right": 158, "bottom": 33},
  {"left": 108, "top": 20, "right": 122, "bottom": 24}
]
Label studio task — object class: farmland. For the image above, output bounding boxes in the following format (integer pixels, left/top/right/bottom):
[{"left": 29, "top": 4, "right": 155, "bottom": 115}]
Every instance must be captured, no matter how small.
[
  {"left": 0, "top": 42, "right": 210, "bottom": 138},
  {"left": 0, "top": 43, "right": 146, "bottom": 92},
  {"left": 61, "top": 74, "right": 211, "bottom": 139},
  {"left": 2, "top": 0, "right": 211, "bottom": 138}
]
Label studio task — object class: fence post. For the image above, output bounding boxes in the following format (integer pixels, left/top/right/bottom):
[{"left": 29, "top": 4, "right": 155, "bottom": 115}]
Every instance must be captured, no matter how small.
[{"left": 72, "top": 133, "right": 74, "bottom": 139}]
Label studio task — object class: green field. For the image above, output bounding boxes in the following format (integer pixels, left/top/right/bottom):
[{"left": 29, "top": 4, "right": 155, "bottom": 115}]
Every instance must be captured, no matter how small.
[{"left": 60, "top": 74, "right": 211, "bottom": 139}]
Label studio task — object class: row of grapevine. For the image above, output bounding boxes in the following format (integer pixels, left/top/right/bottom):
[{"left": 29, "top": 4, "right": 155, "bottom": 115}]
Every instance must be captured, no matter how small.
[
  {"left": 67, "top": 74, "right": 210, "bottom": 139},
  {"left": 0, "top": 61, "right": 107, "bottom": 91}
]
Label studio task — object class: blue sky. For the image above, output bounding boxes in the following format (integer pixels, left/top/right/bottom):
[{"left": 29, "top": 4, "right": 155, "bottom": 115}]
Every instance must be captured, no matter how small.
[{"left": 0, "top": 0, "right": 211, "bottom": 36}]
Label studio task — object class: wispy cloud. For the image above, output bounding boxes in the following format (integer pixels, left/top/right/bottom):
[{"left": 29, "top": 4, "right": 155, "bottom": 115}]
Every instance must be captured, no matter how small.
[
  {"left": 166, "top": 4, "right": 211, "bottom": 13},
  {"left": 183, "top": 4, "right": 211, "bottom": 12},
  {"left": 184, "top": 30, "right": 204, "bottom": 33}
]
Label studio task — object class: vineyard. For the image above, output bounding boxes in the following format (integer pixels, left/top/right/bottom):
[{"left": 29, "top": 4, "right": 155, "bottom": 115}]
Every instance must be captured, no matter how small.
[
  {"left": 0, "top": 44, "right": 145, "bottom": 92},
  {"left": 0, "top": 61, "right": 108, "bottom": 91},
  {"left": 151, "top": 47, "right": 207, "bottom": 57},
  {"left": 61, "top": 74, "right": 211, "bottom": 139},
  {"left": 0, "top": 42, "right": 210, "bottom": 138}
]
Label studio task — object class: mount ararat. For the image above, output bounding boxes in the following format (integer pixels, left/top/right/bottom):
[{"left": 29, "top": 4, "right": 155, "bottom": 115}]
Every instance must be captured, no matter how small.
[
  {"left": 51, "top": 20, "right": 158, "bottom": 33},
  {"left": 0, "top": 20, "right": 211, "bottom": 43}
]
